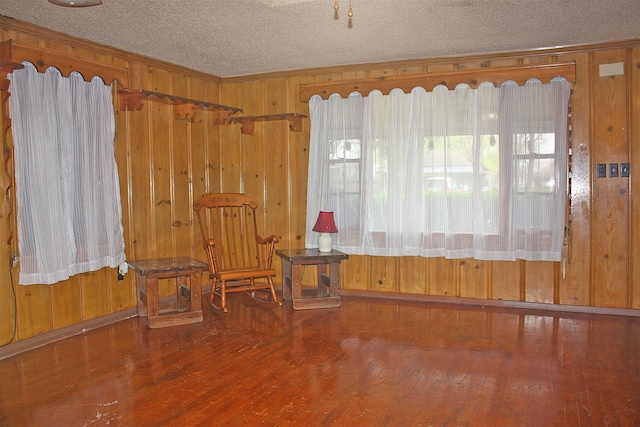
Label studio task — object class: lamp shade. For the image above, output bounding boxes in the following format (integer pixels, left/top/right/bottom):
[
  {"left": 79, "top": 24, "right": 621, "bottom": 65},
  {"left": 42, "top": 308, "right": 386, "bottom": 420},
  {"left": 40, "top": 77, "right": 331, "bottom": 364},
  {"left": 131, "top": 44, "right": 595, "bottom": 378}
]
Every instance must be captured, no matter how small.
[{"left": 312, "top": 211, "right": 338, "bottom": 233}]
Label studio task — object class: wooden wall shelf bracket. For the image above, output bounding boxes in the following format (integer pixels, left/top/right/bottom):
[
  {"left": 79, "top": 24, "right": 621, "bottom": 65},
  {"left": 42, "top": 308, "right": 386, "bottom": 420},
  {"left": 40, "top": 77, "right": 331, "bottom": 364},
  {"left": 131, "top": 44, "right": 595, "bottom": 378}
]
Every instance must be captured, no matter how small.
[
  {"left": 119, "top": 89, "right": 243, "bottom": 123},
  {"left": 0, "top": 39, "right": 129, "bottom": 90},
  {"left": 228, "top": 113, "right": 307, "bottom": 135}
]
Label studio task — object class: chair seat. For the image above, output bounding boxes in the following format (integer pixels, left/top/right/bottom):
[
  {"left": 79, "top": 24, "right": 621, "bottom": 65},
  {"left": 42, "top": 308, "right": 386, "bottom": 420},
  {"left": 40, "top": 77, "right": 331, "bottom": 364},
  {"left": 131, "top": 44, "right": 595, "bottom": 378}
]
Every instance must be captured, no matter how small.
[{"left": 214, "top": 268, "right": 277, "bottom": 281}]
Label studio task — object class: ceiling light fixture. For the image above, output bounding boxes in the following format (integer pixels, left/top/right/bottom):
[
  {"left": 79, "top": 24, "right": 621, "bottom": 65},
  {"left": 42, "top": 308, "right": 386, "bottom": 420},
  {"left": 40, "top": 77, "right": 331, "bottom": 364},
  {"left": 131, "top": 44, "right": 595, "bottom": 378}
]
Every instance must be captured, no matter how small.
[{"left": 48, "top": 0, "right": 102, "bottom": 7}]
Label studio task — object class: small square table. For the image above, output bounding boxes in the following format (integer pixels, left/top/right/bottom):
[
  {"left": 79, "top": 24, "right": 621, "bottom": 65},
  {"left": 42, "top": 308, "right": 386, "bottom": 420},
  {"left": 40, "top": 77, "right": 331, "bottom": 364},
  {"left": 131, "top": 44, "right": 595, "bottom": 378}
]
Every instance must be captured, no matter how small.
[
  {"left": 276, "top": 249, "right": 349, "bottom": 310},
  {"left": 128, "top": 256, "right": 208, "bottom": 328}
]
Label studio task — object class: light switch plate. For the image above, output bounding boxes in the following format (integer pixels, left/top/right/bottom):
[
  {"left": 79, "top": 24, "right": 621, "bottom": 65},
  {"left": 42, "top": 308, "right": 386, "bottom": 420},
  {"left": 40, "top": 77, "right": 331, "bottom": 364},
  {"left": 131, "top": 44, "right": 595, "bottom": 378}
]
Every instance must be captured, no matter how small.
[
  {"left": 610, "top": 163, "right": 618, "bottom": 178},
  {"left": 621, "top": 163, "right": 630, "bottom": 177},
  {"left": 597, "top": 164, "right": 606, "bottom": 178}
]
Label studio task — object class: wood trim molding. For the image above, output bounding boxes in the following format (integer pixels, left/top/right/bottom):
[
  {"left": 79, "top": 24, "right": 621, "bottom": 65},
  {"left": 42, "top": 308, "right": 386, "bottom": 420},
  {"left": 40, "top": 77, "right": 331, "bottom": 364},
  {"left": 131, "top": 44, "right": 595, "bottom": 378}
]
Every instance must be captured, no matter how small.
[
  {"left": 339, "top": 289, "right": 640, "bottom": 318},
  {"left": 0, "top": 307, "right": 138, "bottom": 361},
  {"left": 222, "top": 39, "right": 637, "bottom": 84},
  {"left": 0, "top": 40, "right": 129, "bottom": 89},
  {"left": 300, "top": 62, "right": 576, "bottom": 101},
  {"left": 0, "top": 284, "right": 214, "bottom": 360}
]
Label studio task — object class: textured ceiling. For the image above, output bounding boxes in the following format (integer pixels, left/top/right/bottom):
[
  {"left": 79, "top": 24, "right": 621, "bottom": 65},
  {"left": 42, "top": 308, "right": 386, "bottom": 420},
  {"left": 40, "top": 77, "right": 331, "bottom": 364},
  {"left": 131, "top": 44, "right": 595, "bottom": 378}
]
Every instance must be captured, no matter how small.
[{"left": 1, "top": 0, "right": 639, "bottom": 77}]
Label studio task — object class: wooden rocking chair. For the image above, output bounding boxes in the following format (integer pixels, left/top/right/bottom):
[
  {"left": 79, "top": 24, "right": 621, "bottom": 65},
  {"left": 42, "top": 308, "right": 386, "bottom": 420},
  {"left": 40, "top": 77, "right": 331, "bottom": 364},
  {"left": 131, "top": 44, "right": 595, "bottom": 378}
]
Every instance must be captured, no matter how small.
[{"left": 193, "top": 193, "right": 280, "bottom": 312}]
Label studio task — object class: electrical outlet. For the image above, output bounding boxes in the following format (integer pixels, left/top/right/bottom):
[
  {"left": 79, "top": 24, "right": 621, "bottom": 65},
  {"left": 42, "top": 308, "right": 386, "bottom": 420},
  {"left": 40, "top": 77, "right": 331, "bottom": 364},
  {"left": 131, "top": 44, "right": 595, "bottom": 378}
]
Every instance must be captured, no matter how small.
[
  {"left": 609, "top": 163, "right": 618, "bottom": 178},
  {"left": 118, "top": 261, "right": 128, "bottom": 275},
  {"left": 117, "top": 261, "right": 128, "bottom": 280}
]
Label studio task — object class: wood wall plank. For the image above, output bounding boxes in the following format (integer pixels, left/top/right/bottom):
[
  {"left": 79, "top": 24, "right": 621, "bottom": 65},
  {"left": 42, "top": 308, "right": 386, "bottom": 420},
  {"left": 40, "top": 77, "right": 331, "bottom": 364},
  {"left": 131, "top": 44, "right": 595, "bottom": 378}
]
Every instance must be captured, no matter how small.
[
  {"left": 113, "top": 82, "right": 134, "bottom": 311},
  {"left": 524, "top": 261, "right": 555, "bottom": 304},
  {"left": 149, "top": 67, "right": 173, "bottom": 265},
  {"left": 342, "top": 255, "right": 369, "bottom": 291},
  {"left": 428, "top": 258, "right": 458, "bottom": 297},
  {"left": 399, "top": 256, "right": 428, "bottom": 294},
  {"left": 459, "top": 259, "right": 489, "bottom": 299},
  {"left": 369, "top": 256, "right": 398, "bottom": 293},
  {"left": 264, "top": 79, "right": 289, "bottom": 255},
  {"left": 50, "top": 277, "right": 81, "bottom": 329},
  {"left": 631, "top": 47, "right": 640, "bottom": 309},
  {"left": 188, "top": 78, "right": 208, "bottom": 259},
  {"left": 170, "top": 73, "right": 192, "bottom": 257},
  {"left": 127, "top": 62, "right": 152, "bottom": 261},
  {"left": 0, "top": 82, "right": 16, "bottom": 344},
  {"left": 81, "top": 270, "right": 110, "bottom": 319},
  {"left": 219, "top": 83, "right": 241, "bottom": 192},
  {"left": 287, "top": 76, "right": 311, "bottom": 251},
  {"left": 16, "top": 284, "right": 51, "bottom": 340},
  {"left": 559, "top": 53, "right": 591, "bottom": 306},
  {"left": 591, "top": 50, "right": 630, "bottom": 307},
  {"left": 238, "top": 80, "right": 265, "bottom": 200},
  {"left": 203, "top": 80, "right": 222, "bottom": 195},
  {"left": 492, "top": 261, "right": 522, "bottom": 302}
]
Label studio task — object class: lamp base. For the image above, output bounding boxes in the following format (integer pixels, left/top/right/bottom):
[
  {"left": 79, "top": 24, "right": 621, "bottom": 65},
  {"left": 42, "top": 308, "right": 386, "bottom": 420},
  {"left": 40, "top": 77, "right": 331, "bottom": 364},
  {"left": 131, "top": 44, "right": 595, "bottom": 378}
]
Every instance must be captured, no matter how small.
[{"left": 318, "top": 233, "right": 333, "bottom": 252}]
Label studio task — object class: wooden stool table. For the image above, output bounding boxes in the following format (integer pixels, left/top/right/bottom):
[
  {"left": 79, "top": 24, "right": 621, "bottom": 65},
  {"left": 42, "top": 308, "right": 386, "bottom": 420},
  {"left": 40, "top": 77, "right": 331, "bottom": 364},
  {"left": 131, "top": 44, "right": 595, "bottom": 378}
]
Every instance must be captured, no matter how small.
[
  {"left": 128, "top": 257, "right": 208, "bottom": 328},
  {"left": 276, "top": 249, "right": 349, "bottom": 310}
]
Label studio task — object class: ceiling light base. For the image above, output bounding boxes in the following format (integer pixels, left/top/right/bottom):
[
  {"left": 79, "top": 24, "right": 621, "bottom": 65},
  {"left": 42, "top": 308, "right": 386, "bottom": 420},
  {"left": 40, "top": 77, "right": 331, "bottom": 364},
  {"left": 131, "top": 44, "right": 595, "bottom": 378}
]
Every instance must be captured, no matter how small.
[{"left": 49, "top": 0, "right": 102, "bottom": 7}]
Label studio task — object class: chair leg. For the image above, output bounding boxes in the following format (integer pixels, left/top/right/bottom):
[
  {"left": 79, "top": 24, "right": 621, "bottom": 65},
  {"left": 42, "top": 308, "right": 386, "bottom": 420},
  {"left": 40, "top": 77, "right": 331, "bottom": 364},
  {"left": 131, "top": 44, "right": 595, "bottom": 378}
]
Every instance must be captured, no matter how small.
[
  {"left": 209, "top": 280, "right": 215, "bottom": 304},
  {"left": 209, "top": 279, "right": 226, "bottom": 312},
  {"left": 268, "top": 276, "right": 280, "bottom": 305},
  {"left": 220, "top": 281, "right": 228, "bottom": 313}
]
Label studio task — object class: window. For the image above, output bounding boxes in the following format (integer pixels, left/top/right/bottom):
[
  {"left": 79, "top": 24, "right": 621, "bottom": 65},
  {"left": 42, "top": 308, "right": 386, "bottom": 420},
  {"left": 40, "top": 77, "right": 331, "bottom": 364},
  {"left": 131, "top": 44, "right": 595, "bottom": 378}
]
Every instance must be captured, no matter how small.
[
  {"left": 9, "top": 62, "right": 125, "bottom": 285},
  {"left": 306, "top": 78, "right": 571, "bottom": 262}
]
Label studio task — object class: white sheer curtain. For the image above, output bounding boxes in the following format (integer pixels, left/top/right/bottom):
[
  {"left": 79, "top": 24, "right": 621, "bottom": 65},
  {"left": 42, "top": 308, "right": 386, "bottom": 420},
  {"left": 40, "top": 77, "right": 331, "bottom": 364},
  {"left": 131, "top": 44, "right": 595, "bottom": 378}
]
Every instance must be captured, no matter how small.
[
  {"left": 306, "top": 78, "right": 570, "bottom": 262},
  {"left": 9, "top": 62, "right": 125, "bottom": 285}
]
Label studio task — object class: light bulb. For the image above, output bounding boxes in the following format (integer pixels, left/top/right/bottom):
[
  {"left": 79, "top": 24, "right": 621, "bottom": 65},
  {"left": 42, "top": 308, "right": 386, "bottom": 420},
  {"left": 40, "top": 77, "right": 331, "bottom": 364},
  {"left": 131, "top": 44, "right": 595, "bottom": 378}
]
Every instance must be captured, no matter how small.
[
  {"left": 334, "top": 0, "right": 339, "bottom": 11},
  {"left": 348, "top": 6, "right": 353, "bottom": 17}
]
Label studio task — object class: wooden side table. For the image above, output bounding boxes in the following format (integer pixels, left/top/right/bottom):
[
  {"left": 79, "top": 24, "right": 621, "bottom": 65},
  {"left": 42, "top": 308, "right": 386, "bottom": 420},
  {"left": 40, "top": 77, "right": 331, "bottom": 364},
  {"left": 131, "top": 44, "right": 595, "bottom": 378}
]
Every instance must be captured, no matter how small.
[
  {"left": 276, "top": 249, "right": 349, "bottom": 310},
  {"left": 128, "top": 257, "right": 208, "bottom": 328}
]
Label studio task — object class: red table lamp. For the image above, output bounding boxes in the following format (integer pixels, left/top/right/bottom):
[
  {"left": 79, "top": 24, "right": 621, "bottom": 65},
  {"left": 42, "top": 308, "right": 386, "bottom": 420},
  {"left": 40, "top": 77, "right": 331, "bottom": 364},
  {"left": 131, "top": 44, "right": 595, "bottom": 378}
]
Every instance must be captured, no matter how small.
[{"left": 312, "top": 211, "right": 338, "bottom": 252}]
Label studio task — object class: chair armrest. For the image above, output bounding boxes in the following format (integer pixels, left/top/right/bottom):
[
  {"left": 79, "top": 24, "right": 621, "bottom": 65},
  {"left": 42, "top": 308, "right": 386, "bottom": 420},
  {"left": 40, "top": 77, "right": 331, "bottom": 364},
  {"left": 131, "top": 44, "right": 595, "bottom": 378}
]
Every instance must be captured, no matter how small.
[
  {"left": 256, "top": 234, "right": 279, "bottom": 269},
  {"left": 201, "top": 239, "right": 218, "bottom": 274},
  {"left": 202, "top": 238, "right": 216, "bottom": 249},
  {"left": 256, "top": 234, "right": 280, "bottom": 245}
]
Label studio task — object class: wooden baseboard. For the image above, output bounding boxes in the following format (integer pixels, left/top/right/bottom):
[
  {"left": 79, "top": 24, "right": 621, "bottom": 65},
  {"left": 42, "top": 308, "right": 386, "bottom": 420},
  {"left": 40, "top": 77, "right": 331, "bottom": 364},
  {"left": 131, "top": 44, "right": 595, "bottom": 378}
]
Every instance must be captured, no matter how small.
[
  {"left": 339, "top": 289, "right": 640, "bottom": 317},
  {"left": 4, "top": 286, "right": 635, "bottom": 361},
  {"left": 0, "top": 284, "right": 214, "bottom": 361},
  {"left": 0, "top": 308, "right": 138, "bottom": 361}
]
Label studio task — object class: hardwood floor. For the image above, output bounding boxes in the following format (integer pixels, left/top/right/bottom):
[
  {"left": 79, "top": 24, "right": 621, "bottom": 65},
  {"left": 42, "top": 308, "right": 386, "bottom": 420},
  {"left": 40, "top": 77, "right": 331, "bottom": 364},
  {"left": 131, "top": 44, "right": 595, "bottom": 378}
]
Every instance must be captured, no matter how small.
[{"left": 1, "top": 294, "right": 638, "bottom": 426}]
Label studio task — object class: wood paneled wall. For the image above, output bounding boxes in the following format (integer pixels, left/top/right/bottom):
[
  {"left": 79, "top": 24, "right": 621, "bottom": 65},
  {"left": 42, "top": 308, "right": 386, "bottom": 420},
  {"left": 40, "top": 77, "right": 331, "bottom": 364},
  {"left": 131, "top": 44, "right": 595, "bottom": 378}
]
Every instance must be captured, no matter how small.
[{"left": 0, "top": 17, "right": 638, "bottom": 346}]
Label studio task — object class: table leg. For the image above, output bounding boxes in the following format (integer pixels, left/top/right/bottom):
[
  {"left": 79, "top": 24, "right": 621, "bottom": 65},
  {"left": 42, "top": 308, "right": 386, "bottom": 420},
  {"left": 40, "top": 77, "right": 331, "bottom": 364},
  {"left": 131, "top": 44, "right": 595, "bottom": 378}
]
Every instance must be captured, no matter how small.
[
  {"left": 317, "top": 263, "right": 329, "bottom": 298},
  {"left": 135, "top": 272, "right": 147, "bottom": 317},
  {"left": 177, "top": 275, "right": 188, "bottom": 312},
  {"left": 190, "top": 272, "right": 202, "bottom": 313},
  {"left": 291, "top": 264, "right": 303, "bottom": 299},
  {"left": 282, "top": 259, "right": 293, "bottom": 300},
  {"left": 329, "top": 262, "right": 341, "bottom": 298},
  {"left": 148, "top": 277, "right": 160, "bottom": 317}
]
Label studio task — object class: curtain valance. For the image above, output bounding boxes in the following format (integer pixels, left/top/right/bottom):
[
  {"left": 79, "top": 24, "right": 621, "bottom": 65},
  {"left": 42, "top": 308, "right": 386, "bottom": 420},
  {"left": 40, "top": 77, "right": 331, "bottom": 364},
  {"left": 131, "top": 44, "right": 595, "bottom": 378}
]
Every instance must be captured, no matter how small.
[
  {"left": 300, "top": 62, "right": 575, "bottom": 101},
  {"left": 0, "top": 40, "right": 129, "bottom": 89}
]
